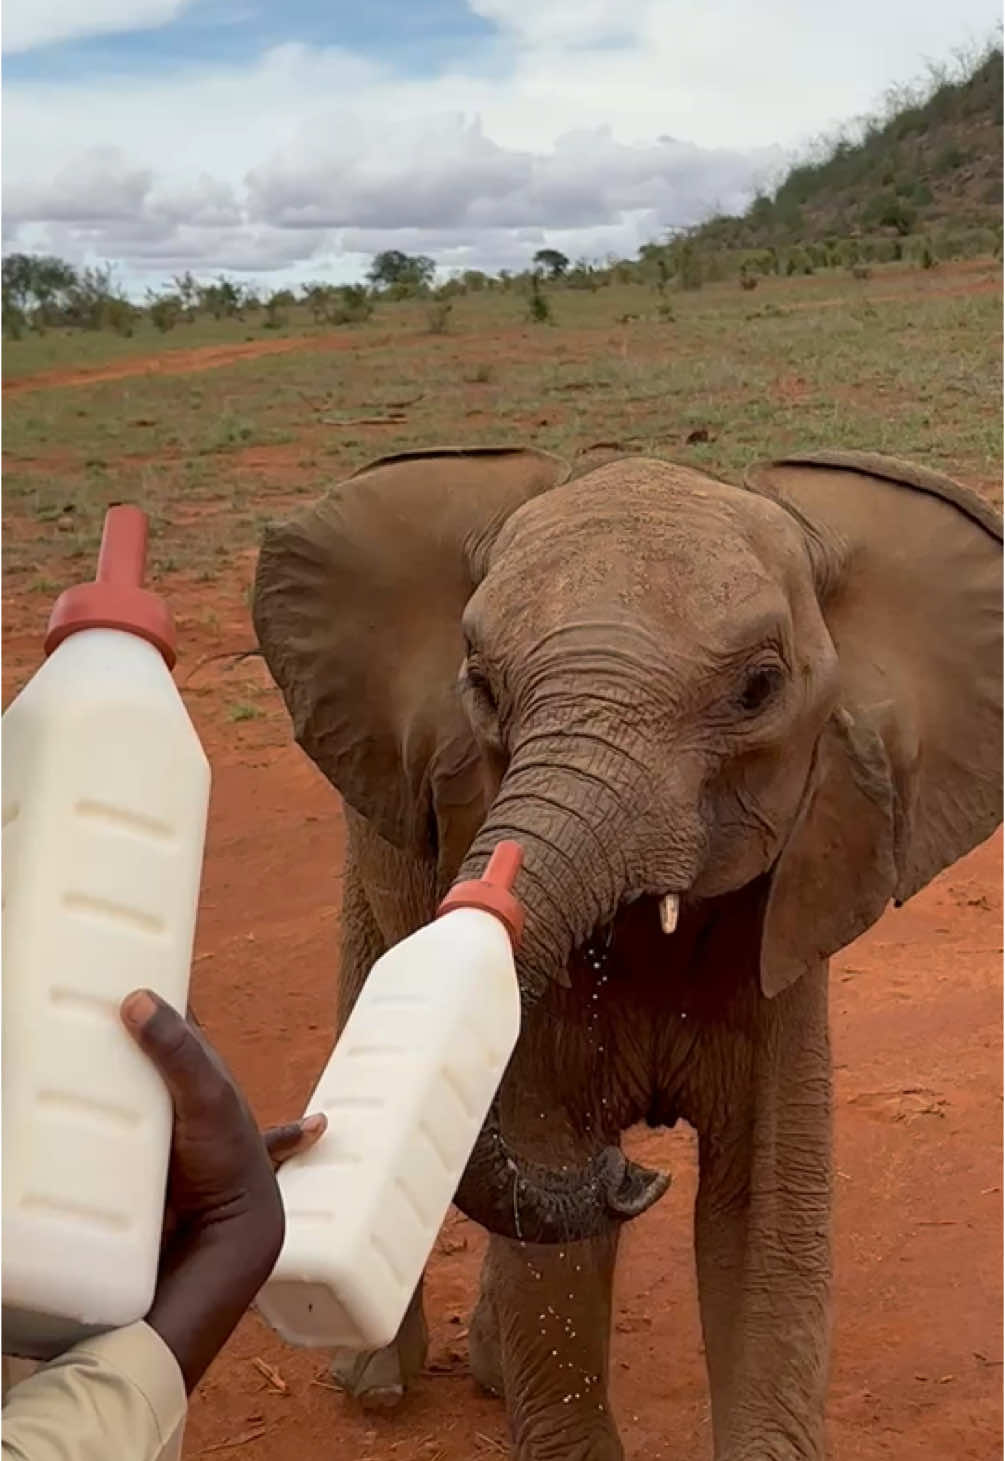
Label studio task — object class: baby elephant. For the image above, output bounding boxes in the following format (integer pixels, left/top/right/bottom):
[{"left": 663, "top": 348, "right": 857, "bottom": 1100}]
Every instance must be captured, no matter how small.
[{"left": 254, "top": 446, "right": 1002, "bottom": 1460}]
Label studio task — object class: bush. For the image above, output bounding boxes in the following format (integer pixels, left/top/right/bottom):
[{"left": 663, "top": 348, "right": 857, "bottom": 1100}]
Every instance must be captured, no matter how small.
[
  {"left": 934, "top": 143, "right": 966, "bottom": 174},
  {"left": 861, "top": 190, "right": 917, "bottom": 236},
  {"left": 3, "top": 305, "right": 26, "bottom": 340},
  {"left": 426, "top": 299, "right": 452, "bottom": 334},
  {"left": 566, "top": 262, "right": 601, "bottom": 290},
  {"left": 104, "top": 298, "right": 140, "bottom": 337},
  {"left": 670, "top": 238, "right": 703, "bottom": 290},
  {"left": 147, "top": 291, "right": 184, "bottom": 332},
  {"left": 198, "top": 277, "right": 245, "bottom": 320},
  {"left": 262, "top": 294, "right": 289, "bottom": 330},
  {"left": 330, "top": 285, "right": 373, "bottom": 325},
  {"left": 785, "top": 247, "right": 814, "bottom": 276},
  {"left": 528, "top": 276, "right": 553, "bottom": 323}
]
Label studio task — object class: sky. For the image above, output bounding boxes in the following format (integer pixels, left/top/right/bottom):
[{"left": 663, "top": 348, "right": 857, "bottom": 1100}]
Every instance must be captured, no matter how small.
[{"left": 2, "top": 0, "right": 1001, "bottom": 293}]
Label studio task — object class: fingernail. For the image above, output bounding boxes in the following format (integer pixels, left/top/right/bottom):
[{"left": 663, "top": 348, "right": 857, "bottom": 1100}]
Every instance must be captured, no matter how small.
[
  {"left": 301, "top": 1113, "right": 327, "bottom": 1136},
  {"left": 120, "top": 989, "right": 157, "bottom": 1028}
]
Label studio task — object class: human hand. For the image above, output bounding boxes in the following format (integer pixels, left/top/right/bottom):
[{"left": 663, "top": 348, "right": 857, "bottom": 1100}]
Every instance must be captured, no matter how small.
[{"left": 120, "top": 989, "right": 325, "bottom": 1392}]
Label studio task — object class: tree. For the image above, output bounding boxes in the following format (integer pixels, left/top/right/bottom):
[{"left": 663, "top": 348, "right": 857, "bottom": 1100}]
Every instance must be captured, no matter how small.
[
  {"left": 2, "top": 253, "right": 78, "bottom": 332},
  {"left": 61, "top": 264, "right": 137, "bottom": 333},
  {"left": 198, "top": 276, "right": 244, "bottom": 319},
  {"left": 533, "top": 248, "right": 569, "bottom": 279},
  {"left": 146, "top": 289, "right": 184, "bottom": 332},
  {"left": 171, "top": 271, "right": 200, "bottom": 321},
  {"left": 366, "top": 250, "right": 436, "bottom": 293}
]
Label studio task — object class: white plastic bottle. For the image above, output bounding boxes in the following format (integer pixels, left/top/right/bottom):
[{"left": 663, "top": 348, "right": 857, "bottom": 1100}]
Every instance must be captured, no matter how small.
[
  {"left": 257, "top": 842, "right": 524, "bottom": 1353},
  {"left": 2, "top": 506, "right": 211, "bottom": 1360}
]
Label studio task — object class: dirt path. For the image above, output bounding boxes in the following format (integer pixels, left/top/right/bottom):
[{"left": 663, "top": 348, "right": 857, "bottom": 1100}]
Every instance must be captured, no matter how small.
[
  {"left": 1, "top": 331, "right": 373, "bottom": 396},
  {"left": 2, "top": 589, "right": 1000, "bottom": 1461}
]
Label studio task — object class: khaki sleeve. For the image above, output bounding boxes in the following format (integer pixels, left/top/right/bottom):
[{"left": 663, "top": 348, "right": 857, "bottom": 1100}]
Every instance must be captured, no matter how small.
[{"left": 1, "top": 1323, "right": 186, "bottom": 1461}]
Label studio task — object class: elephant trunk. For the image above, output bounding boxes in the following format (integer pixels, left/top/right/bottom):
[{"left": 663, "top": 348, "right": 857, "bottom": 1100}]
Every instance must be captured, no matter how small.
[
  {"left": 452, "top": 1101, "right": 671, "bottom": 1242},
  {"left": 456, "top": 736, "right": 640, "bottom": 999},
  {"left": 448, "top": 734, "right": 686, "bottom": 1241}
]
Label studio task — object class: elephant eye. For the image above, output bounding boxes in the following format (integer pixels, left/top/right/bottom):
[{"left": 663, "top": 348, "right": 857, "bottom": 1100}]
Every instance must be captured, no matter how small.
[
  {"left": 737, "top": 664, "right": 783, "bottom": 715},
  {"left": 461, "top": 655, "right": 496, "bottom": 709}
]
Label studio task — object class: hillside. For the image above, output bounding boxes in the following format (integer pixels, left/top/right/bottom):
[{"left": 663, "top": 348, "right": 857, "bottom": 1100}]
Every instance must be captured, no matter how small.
[{"left": 694, "top": 44, "right": 1002, "bottom": 251}]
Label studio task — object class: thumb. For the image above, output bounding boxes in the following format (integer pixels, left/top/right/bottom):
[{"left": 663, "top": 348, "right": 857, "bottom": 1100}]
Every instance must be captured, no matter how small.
[{"left": 120, "top": 989, "right": 233, "bottom": 1121}]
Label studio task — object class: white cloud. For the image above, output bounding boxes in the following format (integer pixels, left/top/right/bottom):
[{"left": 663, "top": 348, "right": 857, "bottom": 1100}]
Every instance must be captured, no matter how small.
[
  {"left": 468, "top": 0, "right": 649, "bottom": 48},
  {"left": 5, "top": 147, "right": 153, "bottom": 223},
  {"left": 2, "top": 0, "right": 999, "bottom": 289},
  {"left": 3, "top": 0, "right": 195, "bottom": 55}
]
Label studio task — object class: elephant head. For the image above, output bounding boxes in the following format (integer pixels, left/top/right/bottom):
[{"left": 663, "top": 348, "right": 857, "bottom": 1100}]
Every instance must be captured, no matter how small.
[{"left": 253, "top": 445, "right": 1002, "bottom": 1241}]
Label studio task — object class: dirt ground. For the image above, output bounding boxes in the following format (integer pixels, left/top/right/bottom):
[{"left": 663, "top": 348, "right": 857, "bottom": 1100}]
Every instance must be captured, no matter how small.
[
  {"left": 2, "top": 259, "right": 1001, "bottom": 1459},
  {"left": 3, "top": 560, "right": 1000, "bottom": 1461}
]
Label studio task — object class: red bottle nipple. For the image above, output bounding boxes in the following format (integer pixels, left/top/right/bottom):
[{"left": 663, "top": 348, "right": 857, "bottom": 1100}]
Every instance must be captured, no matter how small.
[
  {"left": 44, "top": 505, "right": 177, "bottom": 668},
  {"left": 436, "top": 842, "right": 525, "bottom": 949}
]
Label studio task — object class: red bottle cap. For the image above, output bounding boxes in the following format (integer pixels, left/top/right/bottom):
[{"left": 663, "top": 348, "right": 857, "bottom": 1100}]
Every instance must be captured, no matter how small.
[
  {"left": 44, "top": 505, "right": 177, "bottom": 668},
  {"left": 436, "top": 841, "right": 525, "bottom": 949}
]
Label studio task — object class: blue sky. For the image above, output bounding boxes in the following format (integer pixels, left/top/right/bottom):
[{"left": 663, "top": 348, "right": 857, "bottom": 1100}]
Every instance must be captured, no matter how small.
[
  {"left": 3, "top": 0, "right": 1000, "bottom": 291},
  {"left": 5, "top": 1, "right": 500, "bottom": 82}
]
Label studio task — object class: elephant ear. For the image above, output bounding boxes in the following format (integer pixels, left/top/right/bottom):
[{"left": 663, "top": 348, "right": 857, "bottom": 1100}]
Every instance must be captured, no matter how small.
[
  {"left": 745, "top": 450, "right": 1003, "bottom": 997},
  {"left": 252, "top": 446, "right": 569, "bottom": 876}
]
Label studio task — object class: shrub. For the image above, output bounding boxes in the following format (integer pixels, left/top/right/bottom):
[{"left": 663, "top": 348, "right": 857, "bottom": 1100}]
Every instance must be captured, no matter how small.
[
  {"left": 528, "top": 276, "right": 553, "bottom": 323},
  {"left": 785, "top": 247, "right": 814, "bottom": 276},
  {"left": 934, "top": 143, "right": 966, "bottom": 174},
  {"left": 147, "top": 291, "right": 184, "bottom": 332},
  {"left": 670, "top": 238, "right": 703, "bottom": 290},
  {"left": 262, "top": 294, "right": 289, "bottom": 329},
  {"left": 426, "top": 299, "right": 452, "bottom": 334},
  {"left": 330, "top": 285, "right": 373, "bottom": 325},
  {"left": 3, "top": 305, "right": 26, "bottom": 340},
  {"left": 861, "top": 190, "right": 917, "bottom": 236}
]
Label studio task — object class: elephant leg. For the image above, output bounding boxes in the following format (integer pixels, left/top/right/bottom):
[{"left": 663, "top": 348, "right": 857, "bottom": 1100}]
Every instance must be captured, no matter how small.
[
  {"left": 327, "top": 844, "right": 431, "bottom": 1409},
  {"left": 468, "top": 1264, "right": 504, "bottom": 1397},
  {"left": 329, "top": 1280, "right": 428, "bottom": 1410},
  {"left": 693, "top": 962, "right": 832, "bottom": 1460},
  {"left": 473, "top": 1230, "right": 624, "bottom": 1461}
]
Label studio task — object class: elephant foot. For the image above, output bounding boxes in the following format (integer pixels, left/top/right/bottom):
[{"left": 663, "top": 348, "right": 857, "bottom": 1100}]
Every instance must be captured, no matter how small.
[
  {"left": 513, "top": 1424, "right": 624, "bottom": 1461},
  {"left": 328, "top": 1300, "right": 428, "bottom": 1412},
  {"left": 468, "top": 1289, "right": 504, "bottom": 1398}
]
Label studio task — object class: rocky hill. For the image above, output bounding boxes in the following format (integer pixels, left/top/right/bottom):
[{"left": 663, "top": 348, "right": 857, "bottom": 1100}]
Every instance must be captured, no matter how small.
[{"left": 694, "top": 44, "right": 1002, "bottom": 251}]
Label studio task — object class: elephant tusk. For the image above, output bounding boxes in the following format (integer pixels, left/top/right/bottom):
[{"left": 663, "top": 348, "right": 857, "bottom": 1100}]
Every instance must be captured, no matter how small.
[{"left": 659, "top": 893, "right": 680, "bottom": 934}]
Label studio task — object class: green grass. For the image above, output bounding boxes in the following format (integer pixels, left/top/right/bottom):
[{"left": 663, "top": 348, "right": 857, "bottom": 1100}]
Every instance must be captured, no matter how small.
[
  {"left": 3, "top": 261, "right": 1001, "bottom": 592},
  {"left": 228, "top": 701, "right": 264, "bottom": 723}
]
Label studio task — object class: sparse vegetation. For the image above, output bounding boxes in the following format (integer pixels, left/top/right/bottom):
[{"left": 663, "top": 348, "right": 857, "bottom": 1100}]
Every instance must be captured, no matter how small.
[
  {"left": 1, "top": 45, "right": 1000, "bottom": 352},
  {"left": 528, "top": 275, "right": 554, "bottom": 323},
  {"left": 228, "top": 702, "right": 264, "bottom": 723},
  {"left": 426, "top": 299, "right": 453, "bottom": 334}
]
